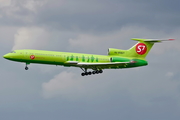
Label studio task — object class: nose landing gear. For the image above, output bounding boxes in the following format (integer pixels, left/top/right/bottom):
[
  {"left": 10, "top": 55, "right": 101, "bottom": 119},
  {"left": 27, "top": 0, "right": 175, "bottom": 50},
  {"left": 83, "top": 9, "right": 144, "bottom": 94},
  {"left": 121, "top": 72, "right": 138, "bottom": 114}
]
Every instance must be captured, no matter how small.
[
  {"left": 25, "top": 63, "right": 30, "bottom": 70},
  {"left": 25, "top": 66, "right": 29, "bottom": 70}
]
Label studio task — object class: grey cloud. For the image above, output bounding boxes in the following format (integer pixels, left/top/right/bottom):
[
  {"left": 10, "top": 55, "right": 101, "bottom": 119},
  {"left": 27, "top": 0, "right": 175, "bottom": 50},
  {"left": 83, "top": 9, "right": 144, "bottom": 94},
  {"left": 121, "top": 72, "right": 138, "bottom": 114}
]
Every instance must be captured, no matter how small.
[
  {"left": 1, "top": 0, "right": 180, "bottom": 32},
  {"left": 34, "top": 0, "right": 180, "bottom": 32},
  {"left": 0, "top": 0, "right": 180, "bottom": 120}
]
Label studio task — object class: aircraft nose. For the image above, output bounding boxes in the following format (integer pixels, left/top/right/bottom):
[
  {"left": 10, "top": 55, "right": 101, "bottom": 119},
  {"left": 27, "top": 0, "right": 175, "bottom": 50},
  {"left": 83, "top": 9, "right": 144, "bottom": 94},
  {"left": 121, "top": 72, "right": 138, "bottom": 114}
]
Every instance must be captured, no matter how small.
[{"left": 3, "top": 54, "right": 10, "bottom": 59}]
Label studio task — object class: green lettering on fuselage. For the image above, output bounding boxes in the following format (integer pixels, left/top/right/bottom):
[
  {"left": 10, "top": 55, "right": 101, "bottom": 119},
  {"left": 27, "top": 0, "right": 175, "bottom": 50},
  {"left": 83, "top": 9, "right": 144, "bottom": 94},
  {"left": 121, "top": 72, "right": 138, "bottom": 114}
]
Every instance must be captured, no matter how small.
[
  {"left": 82, "top": 55, "right": 85, "bottom": 62},
  {"left": 91, "top": 55, "right": 94, "bottom": 62},
  {"left": 76, "top": 56, "right": 78, "bottom": 61},
  {"left": 96, "top": 57, "right": 98, "bottom": 62},
  {"left": 70, "top": 55, "right": 74, "bottom": 61},
  {"left": 66, "top": 56, "right": 69, "bottom": 61},
  {"left": 87, "top": 56, "right": 90, "bottom": 62}
]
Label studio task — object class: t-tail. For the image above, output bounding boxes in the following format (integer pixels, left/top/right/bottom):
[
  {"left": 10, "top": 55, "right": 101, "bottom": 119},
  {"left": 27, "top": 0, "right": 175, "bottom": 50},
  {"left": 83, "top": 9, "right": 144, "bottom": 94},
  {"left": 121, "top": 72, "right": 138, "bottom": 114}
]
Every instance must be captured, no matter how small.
[{"left": 108, "top": 38, "right": 174, "bottom": 59}]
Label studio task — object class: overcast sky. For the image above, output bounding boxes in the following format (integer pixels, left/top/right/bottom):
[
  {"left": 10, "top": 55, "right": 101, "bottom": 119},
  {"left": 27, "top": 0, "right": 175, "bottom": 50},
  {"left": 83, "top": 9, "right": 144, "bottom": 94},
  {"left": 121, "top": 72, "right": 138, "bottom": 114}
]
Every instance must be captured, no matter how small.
[{"left": 0, "top": 0, "right": 180, "bottom": 120}]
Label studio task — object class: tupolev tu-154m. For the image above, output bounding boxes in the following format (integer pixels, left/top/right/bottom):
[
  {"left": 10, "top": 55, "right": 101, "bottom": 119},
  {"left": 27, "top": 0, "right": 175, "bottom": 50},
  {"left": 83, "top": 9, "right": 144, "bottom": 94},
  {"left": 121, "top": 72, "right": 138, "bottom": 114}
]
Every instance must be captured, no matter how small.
[{"left": 3, "top": 38, "right": 174, "bottom": 76}]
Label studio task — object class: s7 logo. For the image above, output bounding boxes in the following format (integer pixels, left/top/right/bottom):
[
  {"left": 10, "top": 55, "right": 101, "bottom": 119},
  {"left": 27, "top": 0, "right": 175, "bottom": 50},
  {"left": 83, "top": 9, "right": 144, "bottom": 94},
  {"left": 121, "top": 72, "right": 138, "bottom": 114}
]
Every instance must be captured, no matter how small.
[{"left": 136, "top": 43, "right": 147, "bottom": 55}]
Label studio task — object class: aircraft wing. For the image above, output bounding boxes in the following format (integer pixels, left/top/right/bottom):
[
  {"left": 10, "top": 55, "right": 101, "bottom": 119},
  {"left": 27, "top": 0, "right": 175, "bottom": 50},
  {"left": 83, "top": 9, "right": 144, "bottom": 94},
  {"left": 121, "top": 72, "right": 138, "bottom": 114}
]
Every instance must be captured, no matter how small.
[
  {"left": 66, "top": 61, "right": 131, "bottom": 69},
  {"left": 77, "top": 62, "right": 130, "bottom": 69}
]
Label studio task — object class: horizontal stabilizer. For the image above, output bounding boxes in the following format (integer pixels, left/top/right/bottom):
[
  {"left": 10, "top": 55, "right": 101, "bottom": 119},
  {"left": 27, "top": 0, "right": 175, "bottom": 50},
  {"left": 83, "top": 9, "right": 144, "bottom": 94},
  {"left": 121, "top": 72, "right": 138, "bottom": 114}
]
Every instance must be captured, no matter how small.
[{"left": 131, "top": 38, "right": 175, "bottom": 43}]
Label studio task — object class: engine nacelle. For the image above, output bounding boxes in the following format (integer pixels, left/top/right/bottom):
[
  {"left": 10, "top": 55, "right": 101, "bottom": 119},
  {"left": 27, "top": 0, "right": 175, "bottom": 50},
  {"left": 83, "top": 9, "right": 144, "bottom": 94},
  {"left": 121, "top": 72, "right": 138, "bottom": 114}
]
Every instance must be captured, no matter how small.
[
  {"left": 110, "top": 57, "right": 130, "bottom": 62},
  {"left": 108, "top": 48, "right": 127, "bottom": 56}
]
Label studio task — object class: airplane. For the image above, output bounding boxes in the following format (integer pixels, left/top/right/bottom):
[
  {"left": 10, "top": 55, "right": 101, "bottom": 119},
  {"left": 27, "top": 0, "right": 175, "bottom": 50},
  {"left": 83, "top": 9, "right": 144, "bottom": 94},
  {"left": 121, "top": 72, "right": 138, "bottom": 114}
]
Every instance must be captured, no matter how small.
[{"left": 3, "top": 38, "right": 174, "bottom": 76}]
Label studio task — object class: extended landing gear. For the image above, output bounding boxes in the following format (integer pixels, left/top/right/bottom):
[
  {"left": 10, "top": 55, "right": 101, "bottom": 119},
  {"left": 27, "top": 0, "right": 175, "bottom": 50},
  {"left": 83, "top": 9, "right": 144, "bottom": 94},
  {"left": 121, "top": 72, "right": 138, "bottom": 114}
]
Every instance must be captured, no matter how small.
[
  {"left": 25, "top": 66, "right": 29, "bottom": 70},
  {"left": 25, "top": 63, "right": 30, "bottom": 70},
  {"left": 80, "top": 68, "right": 103, "bottom": 76}
]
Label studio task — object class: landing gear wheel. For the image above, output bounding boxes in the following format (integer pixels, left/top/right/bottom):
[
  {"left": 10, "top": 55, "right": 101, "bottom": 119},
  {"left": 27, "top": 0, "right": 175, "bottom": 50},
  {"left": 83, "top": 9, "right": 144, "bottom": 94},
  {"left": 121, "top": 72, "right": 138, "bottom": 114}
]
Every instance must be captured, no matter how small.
[
  {"left": 25, "top": 66, "right": 29, "bottom": 70},
  {"left": 88, "top": 72, "right": 92, "bottom": 75},
  {"left": 92, "top": 71, "right": 96, "bottom": 74},
  {"left": 81, "top": 73, "right": 85, "bottom": 76},
  {"left": 99, "top": 70, "right": 103, "bottom": 73},
  {"left": 95, "top": 70, "right": 99, "bottom": 74}
]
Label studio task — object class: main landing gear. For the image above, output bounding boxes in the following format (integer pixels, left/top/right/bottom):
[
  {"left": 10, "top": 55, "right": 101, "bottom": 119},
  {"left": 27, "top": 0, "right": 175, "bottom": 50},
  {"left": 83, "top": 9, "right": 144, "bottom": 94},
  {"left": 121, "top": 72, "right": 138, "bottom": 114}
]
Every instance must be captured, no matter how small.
[{"left": 80, "top": 68, "right": 103, "bottom": 76}]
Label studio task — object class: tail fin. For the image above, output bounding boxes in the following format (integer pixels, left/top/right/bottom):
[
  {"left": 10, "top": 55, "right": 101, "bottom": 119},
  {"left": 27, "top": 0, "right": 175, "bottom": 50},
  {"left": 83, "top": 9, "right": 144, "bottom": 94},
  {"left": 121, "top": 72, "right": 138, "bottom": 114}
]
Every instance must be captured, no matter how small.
[
  {"left": 108, "top": 38, "right": 174, "bottom": 59},
  {"left": 127, "top": 38, "right": 174, "bottom": 59}
]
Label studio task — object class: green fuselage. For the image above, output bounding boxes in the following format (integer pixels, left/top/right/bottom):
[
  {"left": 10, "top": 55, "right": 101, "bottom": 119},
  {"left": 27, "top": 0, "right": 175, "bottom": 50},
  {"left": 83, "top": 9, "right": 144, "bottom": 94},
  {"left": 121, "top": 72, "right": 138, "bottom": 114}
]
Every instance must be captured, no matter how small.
[
  {"left": 3, "top": 38, "right": 173, "bottom": 76},
  {"left": 3, "top": 49, "right": 148, "bottom": 69}
]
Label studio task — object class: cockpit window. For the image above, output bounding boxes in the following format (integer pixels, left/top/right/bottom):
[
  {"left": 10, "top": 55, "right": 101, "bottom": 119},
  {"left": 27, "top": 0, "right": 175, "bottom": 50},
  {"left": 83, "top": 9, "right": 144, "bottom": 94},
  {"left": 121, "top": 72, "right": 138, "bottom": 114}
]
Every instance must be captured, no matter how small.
[{"left": 11, "top": 51, "right": 16, "bottom": 53}]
